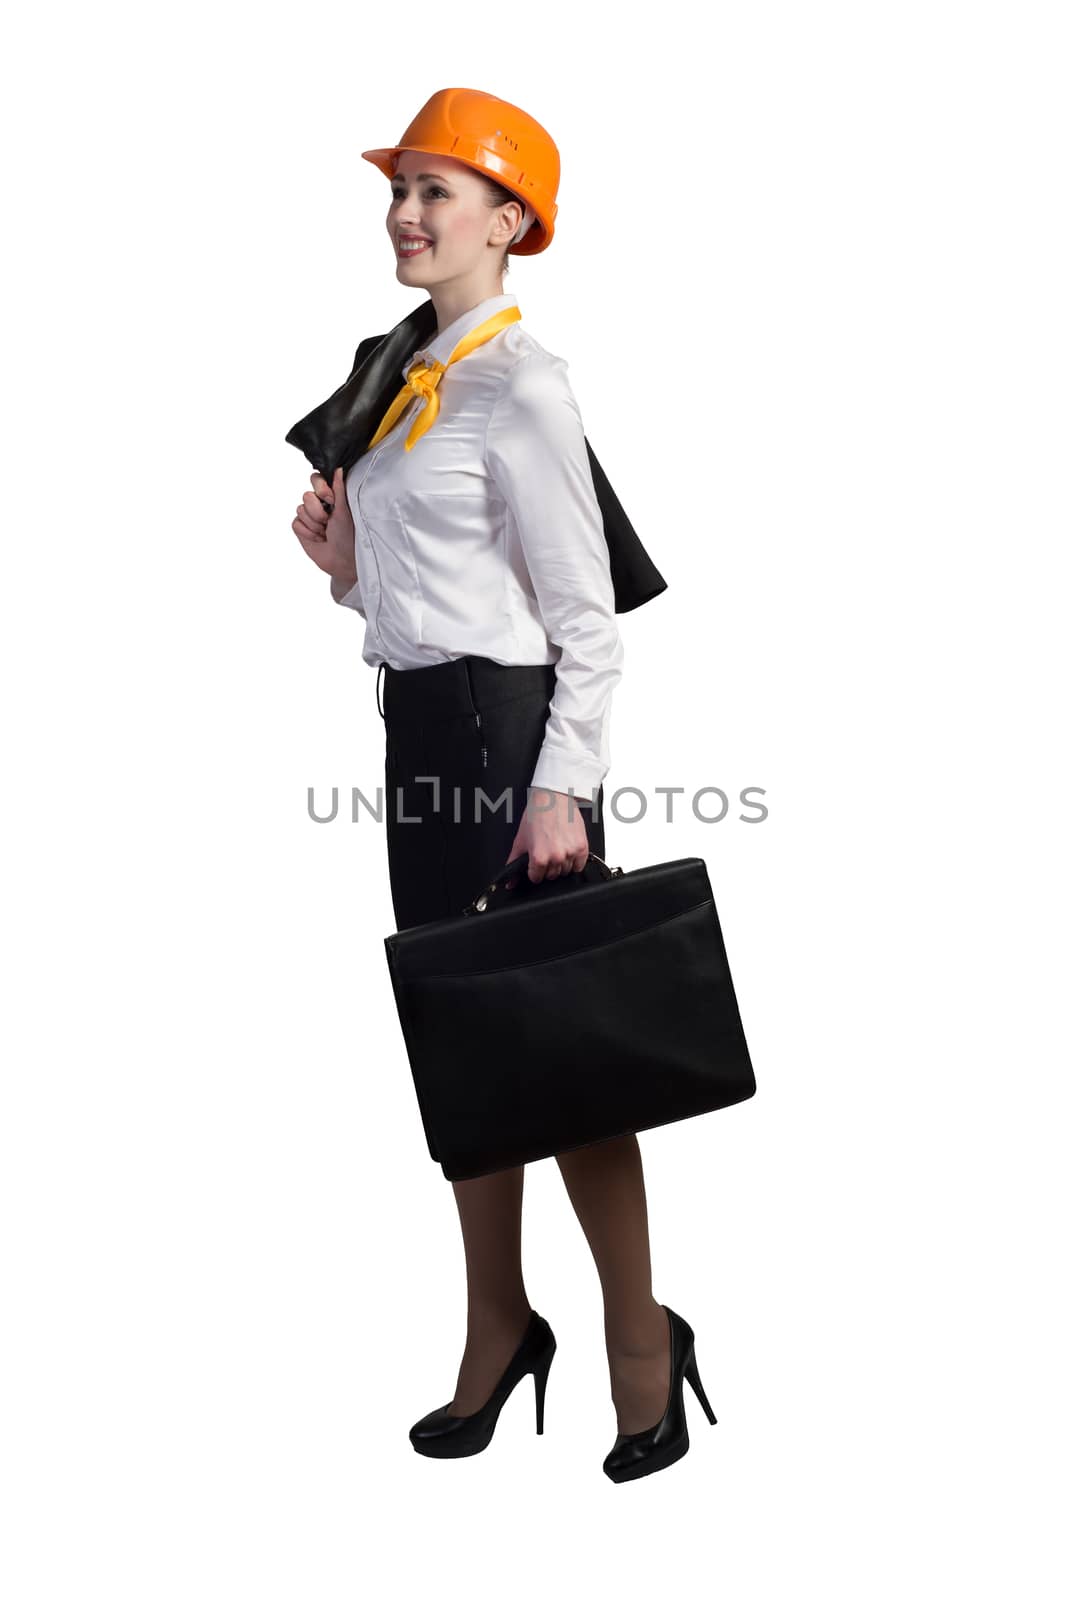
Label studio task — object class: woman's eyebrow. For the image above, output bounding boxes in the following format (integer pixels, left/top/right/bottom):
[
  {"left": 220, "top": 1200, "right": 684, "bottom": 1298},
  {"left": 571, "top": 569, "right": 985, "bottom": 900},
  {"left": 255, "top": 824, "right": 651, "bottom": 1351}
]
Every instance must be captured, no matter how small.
[{"left": 392, "top": 173, "right": 449, "bottom": 183}]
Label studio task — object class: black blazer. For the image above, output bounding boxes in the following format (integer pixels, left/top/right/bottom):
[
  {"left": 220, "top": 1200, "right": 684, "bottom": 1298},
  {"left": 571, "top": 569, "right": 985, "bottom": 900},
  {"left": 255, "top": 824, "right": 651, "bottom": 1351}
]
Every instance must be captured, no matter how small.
[{"left": 285, "top": 297, "right": 667, "bottom": 614}]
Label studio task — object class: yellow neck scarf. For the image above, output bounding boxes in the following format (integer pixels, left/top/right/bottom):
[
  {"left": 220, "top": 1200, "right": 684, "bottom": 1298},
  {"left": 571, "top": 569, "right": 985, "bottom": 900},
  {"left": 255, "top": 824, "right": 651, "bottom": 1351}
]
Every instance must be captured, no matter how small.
[{"left": 367, "top": 304, "right": 522, "bottom": 452}]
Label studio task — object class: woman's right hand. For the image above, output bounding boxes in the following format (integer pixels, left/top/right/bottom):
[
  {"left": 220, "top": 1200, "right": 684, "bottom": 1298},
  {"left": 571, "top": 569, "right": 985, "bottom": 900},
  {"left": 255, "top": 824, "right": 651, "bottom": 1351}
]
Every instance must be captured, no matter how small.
[{"left": 292, "top": 467, "right": 358, "bottom": 589}]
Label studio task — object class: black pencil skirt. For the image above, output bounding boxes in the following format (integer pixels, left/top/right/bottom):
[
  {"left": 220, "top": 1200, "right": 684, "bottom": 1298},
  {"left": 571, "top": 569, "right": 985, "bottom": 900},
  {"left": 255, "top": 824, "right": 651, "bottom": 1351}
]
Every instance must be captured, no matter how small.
[{"left": 377, "top": 654, "right": 607, "bottom": 933}]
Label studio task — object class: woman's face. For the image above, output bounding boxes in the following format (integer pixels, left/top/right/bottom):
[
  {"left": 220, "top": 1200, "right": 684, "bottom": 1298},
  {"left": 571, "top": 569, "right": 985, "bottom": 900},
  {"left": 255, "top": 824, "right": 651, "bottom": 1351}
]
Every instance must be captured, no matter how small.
[{"left": 387, "top": 150, "right": 521, "bottom": 284}]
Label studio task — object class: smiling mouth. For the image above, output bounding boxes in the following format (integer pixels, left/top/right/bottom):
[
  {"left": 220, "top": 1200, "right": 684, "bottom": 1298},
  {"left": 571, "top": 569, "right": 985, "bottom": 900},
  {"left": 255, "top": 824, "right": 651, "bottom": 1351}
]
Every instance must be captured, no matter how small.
[{"left": 397, "top": 238, "right": 432, "bottom": 256}]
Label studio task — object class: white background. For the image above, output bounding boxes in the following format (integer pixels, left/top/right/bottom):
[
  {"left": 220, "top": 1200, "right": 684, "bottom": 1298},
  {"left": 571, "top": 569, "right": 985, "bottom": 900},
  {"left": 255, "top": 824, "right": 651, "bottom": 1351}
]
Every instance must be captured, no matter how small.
[{"left": 3, "top": 2, "right": 1065, "bottom": 1594}]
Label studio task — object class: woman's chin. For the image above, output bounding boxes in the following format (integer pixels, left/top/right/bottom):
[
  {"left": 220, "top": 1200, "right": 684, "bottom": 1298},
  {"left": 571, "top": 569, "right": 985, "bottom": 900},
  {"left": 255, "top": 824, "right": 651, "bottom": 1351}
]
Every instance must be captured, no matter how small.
[
  {"left": 396, "top": 261, "right": 442, "bottom": 288},
  {"left": 396, "top": 249, "right": 435, "bottom": 271}
]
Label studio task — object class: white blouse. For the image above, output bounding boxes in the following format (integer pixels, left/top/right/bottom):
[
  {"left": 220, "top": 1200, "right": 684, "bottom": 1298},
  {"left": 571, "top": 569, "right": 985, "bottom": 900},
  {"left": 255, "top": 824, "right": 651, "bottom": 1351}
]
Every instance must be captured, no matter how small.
[{"left": 330, "top": 291, "right": 624, "bottom": 803}]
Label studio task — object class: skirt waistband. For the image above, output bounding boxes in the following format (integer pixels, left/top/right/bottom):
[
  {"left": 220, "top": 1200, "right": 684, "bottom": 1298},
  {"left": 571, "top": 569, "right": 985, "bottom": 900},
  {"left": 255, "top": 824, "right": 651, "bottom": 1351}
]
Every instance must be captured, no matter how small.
[{"left": 377, "top": 656, "right": 557, "bottom": 724}]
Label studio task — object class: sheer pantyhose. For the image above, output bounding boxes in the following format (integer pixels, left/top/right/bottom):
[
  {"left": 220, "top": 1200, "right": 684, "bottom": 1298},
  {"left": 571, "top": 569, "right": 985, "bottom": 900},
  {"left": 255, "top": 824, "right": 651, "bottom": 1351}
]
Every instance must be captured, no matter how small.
[{"left": 443, "top": 1133, "right": 672, "bottom": 1435}]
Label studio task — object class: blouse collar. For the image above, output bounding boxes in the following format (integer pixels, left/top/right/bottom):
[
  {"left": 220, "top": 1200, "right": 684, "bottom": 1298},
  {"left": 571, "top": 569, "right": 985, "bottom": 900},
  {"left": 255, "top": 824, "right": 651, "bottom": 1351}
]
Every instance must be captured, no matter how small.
[{"left": 404, "top": 292, "right": 519, "bottom": 374}]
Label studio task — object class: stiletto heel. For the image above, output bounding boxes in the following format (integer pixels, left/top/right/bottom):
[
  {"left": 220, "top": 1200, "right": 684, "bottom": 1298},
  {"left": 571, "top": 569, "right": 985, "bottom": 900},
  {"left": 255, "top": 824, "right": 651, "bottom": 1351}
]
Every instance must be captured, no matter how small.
[
  {"left": 683, "top": 1348, "right": 718, "bottom": 1426},
  {"left": 409, "top": 1310, "right": 556, "bottom": 1459},
  {"left": 602, "top": 1305, "right": 718, "bottom": 1484},
  {"left": 532, "top": 1337, "right": 556, "bottom": 1434}
]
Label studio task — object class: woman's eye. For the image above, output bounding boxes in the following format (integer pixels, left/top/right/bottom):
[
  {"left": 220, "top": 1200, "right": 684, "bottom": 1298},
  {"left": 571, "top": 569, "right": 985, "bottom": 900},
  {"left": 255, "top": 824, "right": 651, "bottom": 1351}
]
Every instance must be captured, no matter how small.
[{"left": 391, "top": 186, "right": 448, "bottom": 201}]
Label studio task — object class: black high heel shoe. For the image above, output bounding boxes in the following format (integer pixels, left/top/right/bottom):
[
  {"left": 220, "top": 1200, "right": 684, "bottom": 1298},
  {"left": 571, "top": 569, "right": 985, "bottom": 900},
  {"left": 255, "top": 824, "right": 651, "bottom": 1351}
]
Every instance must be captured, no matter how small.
[
  {"left": 602, "top": 1304, "right": 717, "bottom": 1484},
  {"left": 409, "top": 1309, "right": 557, "bottom": 1458}
]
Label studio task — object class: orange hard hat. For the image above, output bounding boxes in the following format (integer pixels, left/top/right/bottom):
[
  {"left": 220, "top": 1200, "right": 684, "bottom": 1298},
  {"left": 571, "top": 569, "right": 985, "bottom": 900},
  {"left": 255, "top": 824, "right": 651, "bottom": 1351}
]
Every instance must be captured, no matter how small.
[{"left": 361, "top": 87, "right": 560, "bottom": 256}]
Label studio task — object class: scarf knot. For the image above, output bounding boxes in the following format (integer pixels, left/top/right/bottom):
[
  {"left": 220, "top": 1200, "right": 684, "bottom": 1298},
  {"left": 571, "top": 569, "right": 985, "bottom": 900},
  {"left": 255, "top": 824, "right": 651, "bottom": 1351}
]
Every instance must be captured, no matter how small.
[{"left": 367, "top": 305, "right": 521, "bottom": 453}]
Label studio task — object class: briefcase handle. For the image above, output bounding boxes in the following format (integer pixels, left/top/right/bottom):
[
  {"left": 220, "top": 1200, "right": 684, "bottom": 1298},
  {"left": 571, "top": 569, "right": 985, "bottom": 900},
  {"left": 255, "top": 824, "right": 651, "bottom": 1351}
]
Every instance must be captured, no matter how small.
[{"left": 462, "top": 850, "right": 624, "bottom": 916}]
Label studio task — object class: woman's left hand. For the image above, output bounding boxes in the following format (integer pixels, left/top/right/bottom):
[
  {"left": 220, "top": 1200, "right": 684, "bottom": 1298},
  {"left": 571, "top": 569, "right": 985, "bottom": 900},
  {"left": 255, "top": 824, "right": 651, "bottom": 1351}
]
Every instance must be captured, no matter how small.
[{"left": 506, "top": 788, "right": 590, "bottom": 884}]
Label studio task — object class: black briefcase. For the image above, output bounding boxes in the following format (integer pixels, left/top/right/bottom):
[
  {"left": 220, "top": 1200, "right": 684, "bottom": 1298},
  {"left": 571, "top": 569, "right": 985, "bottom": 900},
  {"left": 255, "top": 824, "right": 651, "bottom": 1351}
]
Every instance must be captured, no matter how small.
[{"left": 382, "top": 851, "right": 756, "bottom": 1181}]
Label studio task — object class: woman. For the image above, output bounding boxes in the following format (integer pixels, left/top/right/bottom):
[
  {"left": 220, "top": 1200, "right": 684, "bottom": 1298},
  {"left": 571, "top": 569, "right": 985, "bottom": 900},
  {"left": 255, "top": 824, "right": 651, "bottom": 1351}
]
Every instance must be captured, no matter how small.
[{"left": 291, "top": 88, "right": 715, "bottom": 1483}]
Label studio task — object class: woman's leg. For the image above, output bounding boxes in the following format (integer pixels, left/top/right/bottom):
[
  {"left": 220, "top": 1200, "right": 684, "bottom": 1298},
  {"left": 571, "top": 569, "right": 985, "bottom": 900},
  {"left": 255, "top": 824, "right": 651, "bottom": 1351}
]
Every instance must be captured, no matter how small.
[
  {"left": 555, "top": 1134, "right": 672, "bottom": 1434},
  {"left": 444, "top": 1164, "right": 535, "bottom": 1416}
]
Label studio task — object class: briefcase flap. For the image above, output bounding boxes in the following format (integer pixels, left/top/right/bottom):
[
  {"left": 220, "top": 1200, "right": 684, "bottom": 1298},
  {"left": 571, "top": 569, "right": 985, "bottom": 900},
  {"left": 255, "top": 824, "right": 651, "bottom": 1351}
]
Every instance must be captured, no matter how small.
[{"left": 383, "top": 856, "right": 713, "bottom": 984}]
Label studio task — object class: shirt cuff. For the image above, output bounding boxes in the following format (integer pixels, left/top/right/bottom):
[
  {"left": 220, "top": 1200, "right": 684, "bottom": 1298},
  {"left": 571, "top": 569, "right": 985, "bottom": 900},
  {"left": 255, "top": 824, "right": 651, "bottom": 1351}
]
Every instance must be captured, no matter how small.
[
  {"left": 529, "top": 748, "right": 603, "bottom": 806},
  {"left": 330, "top": 572, "right": 366, "bottom": 614}
]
